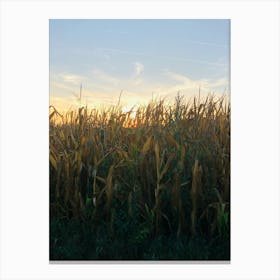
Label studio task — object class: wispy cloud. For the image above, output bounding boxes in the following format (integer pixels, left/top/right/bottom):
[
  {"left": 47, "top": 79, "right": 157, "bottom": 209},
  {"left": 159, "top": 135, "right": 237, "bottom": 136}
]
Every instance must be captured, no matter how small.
[
  {"left": 97, "top": 47, "right": 227, "bottom": 67},
  {"left": 53, "top": 81, "right": 76, "bottom": 92},
  {"left": 51, "top": 67, "right": 229, "bottom": 112},
  {"left": 132, "top": 62, "right": 144, "bottom": 85},
  {"left": 103, "top": 54, "right": 111, "bottom": 61},
  {"left": 188, "top": 40, "right": 229, "bottom": 48},
  {"left": 163, "top": 70, "right": 229, "bottom": 96},
  {"left": 208, "top": 78, "right": 229, "bottom": 88},
  {"left": 97, "top": 47, "right": 146, "bottom": 57},
  {"left": 134, "top": 62, "right": 144, "bottom": 77},
  {"left": 92, "top": 68, "right": 120, "bottom": 86},
  {"left": 58, "top": 73, "right": 87, "bottom": 86}
]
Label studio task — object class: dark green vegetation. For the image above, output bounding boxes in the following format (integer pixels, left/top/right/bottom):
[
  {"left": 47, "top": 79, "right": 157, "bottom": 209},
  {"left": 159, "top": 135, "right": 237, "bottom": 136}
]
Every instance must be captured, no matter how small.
[{"left": 50, "top": 94, "right": 230, "bottom": 260}]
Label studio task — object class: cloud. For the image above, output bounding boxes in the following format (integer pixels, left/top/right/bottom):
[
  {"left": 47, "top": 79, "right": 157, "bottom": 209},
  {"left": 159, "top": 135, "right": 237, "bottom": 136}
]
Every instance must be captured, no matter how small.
[
  {"left": 165, "top": 71, "right": 193, "bottom": 85},
  {"left": 51, "top": 67, "right": 229, "bottom": 113},
  {"left": 163, "top": 70, "right": 229, "bottom": 97},
  {"left": 92, "top": 68, "right": 120, "bottom": 85},
  {"left": 59, "top": 73, "right": 87, "bottom": 86},
  {"left": 52, "top": 81, "right": 76, "bottom": 92},
  {"left": 96, "top": 47, "right": 227, "bottom": 67},
  {"left": 97, "top": 47, "right": 146, "bottom": 57},
  {"left": 134, "top": 62, "right": 144, "bottom": 77},
  {"left": 208, "top": 78, "right": 228, "bottom": 88},
  {"left": 103, "top": 54, "right": 111, "bottom": 61},
  {"left": 188, "top": 40, "right": 229, "bottom": 48},
  {"left": 131, "top": 62, "right": 144, "bottom": 85}
]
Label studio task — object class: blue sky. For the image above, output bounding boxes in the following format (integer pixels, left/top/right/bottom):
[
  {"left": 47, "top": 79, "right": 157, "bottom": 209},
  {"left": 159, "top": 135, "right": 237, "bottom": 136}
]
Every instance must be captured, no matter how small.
[{"left": 50, "top": 19, "right": 230, "bottom": 111}]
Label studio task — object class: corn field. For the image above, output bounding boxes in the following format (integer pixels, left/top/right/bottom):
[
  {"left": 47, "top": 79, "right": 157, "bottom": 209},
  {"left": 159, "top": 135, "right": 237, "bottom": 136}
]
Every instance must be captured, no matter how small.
[{"left": 49, "top": 94, "right": 230, "bottom": 260}]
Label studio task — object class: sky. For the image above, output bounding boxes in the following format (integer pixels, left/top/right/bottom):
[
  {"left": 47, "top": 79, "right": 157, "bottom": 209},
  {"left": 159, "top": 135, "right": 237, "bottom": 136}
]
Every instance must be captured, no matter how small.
[{"left": 49, "top": 19, "right": 230, "bottom": 112}]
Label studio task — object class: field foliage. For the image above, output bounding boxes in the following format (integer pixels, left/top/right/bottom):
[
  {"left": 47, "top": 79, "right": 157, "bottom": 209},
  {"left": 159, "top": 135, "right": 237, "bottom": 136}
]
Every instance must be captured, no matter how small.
[{"left": 49, "top": 94, "right": 230, "bottom": 260}]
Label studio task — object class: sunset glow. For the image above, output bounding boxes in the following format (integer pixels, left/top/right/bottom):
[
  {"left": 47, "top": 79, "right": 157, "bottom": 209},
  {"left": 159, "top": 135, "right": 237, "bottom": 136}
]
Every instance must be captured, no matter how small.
[{"left": 50, "top": 20, "right": 230, "bottom": 113}]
